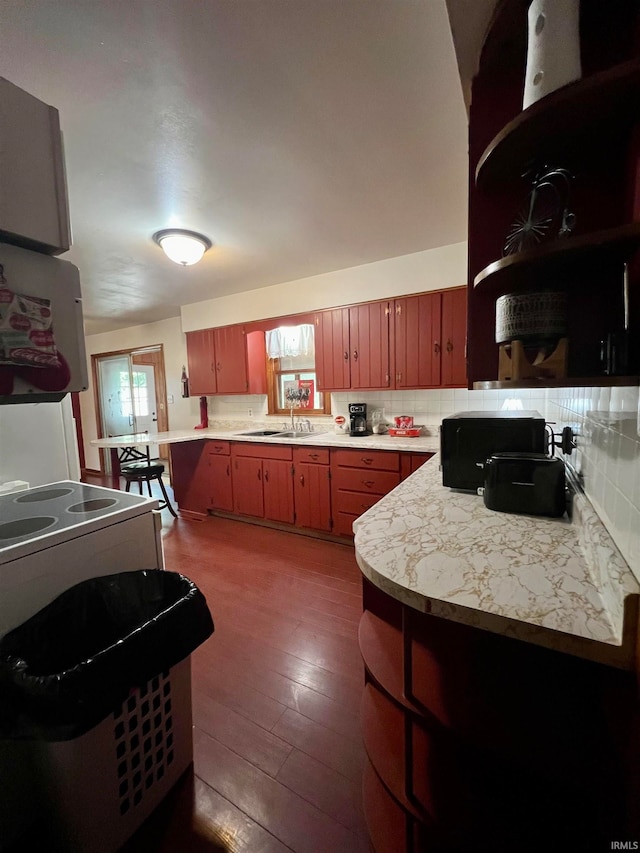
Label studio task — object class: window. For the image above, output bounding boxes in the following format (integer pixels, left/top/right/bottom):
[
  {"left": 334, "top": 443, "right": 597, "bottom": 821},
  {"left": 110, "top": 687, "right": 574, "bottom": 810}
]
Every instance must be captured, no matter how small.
[
  {"left": 266, "top": 325, "right": 329, "bottom": 415},
  {"left": 119, "top": 370, "right": 149, "bottom": 418}
]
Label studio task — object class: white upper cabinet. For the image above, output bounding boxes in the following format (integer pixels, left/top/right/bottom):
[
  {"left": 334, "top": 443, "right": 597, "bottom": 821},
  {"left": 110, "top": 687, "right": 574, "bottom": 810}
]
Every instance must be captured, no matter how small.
[{"left": 0, "top": 77, "right": 71, "bottom": 255}]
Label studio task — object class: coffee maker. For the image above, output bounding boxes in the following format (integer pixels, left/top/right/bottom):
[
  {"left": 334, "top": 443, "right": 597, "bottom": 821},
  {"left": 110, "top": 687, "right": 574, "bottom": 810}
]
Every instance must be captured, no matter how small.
[{"left": 348, "top": 402, "right": 370, "bottom": 436}]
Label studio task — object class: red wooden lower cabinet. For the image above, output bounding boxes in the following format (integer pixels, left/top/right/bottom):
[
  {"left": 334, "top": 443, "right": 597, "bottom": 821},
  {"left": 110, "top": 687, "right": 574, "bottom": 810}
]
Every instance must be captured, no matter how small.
[
  {"left": 359, "top": 577, "right": 637, "bottom": 853},
  {"left": 331, "top": 448, "right": 402, "bottom": 538},
  {"left": 293, "top": 451, "right": 331, "bottom": 532},
  {"left": 263, "top": 458, "right": 294, "bottom": 524},
  {"left": 171, "top": 440, "right": 434, "bottom": 538},
  {"left": 206, "top": 446, "right": 233, "bottom": 512},
  {"left": 231, "top": 443, "right": 293, "bottom": 522},
  {"left": 169, "top": 440, "right": 209, "bottom": 518}
]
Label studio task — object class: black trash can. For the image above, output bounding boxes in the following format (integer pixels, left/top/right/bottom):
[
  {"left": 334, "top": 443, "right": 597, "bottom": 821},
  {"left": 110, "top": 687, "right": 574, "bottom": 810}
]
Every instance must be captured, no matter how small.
[{"left": 0, "top": 570, "right": 214, "bottom": 852}]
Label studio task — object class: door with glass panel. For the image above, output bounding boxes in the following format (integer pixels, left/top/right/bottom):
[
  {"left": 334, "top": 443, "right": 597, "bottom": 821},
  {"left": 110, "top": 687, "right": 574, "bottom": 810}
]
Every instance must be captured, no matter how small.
[{"left": 97, "top": 354, "right": 159, "bottom": 469}]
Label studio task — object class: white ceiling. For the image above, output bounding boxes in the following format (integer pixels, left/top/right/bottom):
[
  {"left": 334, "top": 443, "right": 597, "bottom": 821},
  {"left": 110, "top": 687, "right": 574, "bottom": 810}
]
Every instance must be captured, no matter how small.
[{"left": 0, "top": 0, "right": 470, "bottom": 335}]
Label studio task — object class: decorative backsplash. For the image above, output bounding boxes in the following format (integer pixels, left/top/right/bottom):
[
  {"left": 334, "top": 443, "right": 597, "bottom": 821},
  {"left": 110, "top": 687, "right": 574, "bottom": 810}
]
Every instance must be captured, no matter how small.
[{"left": 203, "top": 385, "right": 640, "bottom": 581}]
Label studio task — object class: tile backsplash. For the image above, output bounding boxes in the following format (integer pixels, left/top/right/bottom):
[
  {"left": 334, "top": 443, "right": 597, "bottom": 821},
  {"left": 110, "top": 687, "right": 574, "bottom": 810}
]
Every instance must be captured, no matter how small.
[{"left": 206, "top": 385, "right": 640, "bottom": 580}]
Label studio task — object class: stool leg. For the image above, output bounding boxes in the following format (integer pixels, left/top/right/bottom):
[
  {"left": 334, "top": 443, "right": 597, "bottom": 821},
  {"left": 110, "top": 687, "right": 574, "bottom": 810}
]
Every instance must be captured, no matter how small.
[
  {"left": 157, "top": 474, "right": 178, "bottom": 518},
  {"left": 138, "top": 480, "right": 143, "bottom": 495},
  {"left": 125, "top": 480, "right": 131, "bottom": 493},
  {"left": 146, "top": 479, "right": 153, "bottom": 498}
]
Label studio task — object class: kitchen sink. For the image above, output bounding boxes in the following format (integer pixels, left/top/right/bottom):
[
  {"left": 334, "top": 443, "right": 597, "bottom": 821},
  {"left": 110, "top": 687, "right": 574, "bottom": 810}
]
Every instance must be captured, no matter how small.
[
  {"left": 236, "top": 429, "right": 287, "bottom": 436},
  {"left": 275, "top": 430, "right": 329, "bottom": 439},
  {"left": 235, "top": 429, "right": 328, "bottom": 439}
]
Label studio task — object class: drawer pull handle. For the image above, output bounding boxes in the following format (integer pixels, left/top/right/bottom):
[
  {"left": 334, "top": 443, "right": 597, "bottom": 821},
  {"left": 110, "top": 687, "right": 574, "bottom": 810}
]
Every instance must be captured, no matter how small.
[
  {"left": 300, "top": 474, "right": 305, "bottom": 486},
  {"left": 353, "top": 349, "right": 359, "bottom": 361},
  {"left": 434, "top": 341, "right": 440, "bottom": 354},
  {"left": 361, "top": 457, "right": 373, "bottom": 465},
  {"left": 446, "top": 339, "right": 453, "bottom": 352},
  {"left": 309, "top": 453, "right": 319, "bottom": 460},
  {"left": 343, "top": 351, "right": 349, "bottom": 361},
  {"left": 264, "top": 470, "right": 269, "bottom": 482},
  {"left": 258, "top": 469, "right": 262, "bottom": 481},
  {"left": 363, "top": 480, "right": 375, "bottom": 488}
]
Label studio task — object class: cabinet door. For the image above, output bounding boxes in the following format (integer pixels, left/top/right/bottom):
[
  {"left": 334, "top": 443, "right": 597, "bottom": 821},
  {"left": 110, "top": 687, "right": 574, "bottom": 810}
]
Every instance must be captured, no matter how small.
[
  {"left": 208, "top": 452, "right": 233, "bottom": 512},
  {"left": 440, "top": 288, "right": 467, "bottom": 387},
  {"left": 0, "top": 78, "right": 71, "bottom": 254},
  {"left": 263, "top": 459, "right": 294, "bottom": 524},
  {"left": 294, "top": 463, "right": 332, "bottom": 532},
  {"left": 246, "top": 329, "right": 267, "bottom": 394},
  {"left": 169, "top": 440, "right": 208, "bottom": 516},
  {"left": 395, "top": 294, "right": 442, "bottom": 388},
  {"left": 186, "top": 330, "right": 217, "bottom": 396},
  {"left": 214, "top": 325, "right": 248, "bottom": 393},
  {"left": 400, "top": 452, "right": 435, "bottom": 481},
  {"left": 232, "top": 456, "right": 264, "bottom": 517},
  {"left": 314, "top": 309, "right": 350, "bottom": 390},
  {"left": 350, "top": 301, "right": 391, "bottom": 389}
]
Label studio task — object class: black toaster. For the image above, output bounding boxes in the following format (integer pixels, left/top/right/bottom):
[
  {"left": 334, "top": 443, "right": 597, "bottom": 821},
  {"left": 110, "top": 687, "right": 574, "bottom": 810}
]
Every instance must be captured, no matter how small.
[{"left": 481, "top": 452, "right": 566, "bottom": 517}]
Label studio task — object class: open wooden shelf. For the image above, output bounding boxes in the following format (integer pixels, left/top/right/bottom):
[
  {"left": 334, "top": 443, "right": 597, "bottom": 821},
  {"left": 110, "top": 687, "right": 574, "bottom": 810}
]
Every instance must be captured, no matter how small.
[
  {"left": 476, "top": 59, "right": 640, "bottom": 188},
  {"left": 473, "top": 222, "right": 640, "bottom": 295}
]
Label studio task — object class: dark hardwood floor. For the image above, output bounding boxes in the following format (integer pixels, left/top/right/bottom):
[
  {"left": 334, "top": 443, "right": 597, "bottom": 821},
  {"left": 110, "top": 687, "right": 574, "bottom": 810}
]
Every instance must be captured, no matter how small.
[{"left": 85, "top": 473, "right": 372, "bottom": 853}]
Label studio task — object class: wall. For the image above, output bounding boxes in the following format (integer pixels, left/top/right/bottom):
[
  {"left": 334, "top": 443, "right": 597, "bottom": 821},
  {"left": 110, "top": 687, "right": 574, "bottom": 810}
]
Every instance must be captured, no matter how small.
[
  {"left": 79, "top": 242, "right": 640, "bottom": 581},
  {"left": 82, "top": 243, "right": 467, "bottom": 469},
  {"left": 181, "top": 243, "right": 468, "bottom": 331},
  {"left": 549, "top": 386, "right": 640, "bottom": 583},
  {"left": 203, "top": 384, "right": 640, "bottom": 582},
  {"left": 81, "top": 317, "right": 202, "bottom": 471}
]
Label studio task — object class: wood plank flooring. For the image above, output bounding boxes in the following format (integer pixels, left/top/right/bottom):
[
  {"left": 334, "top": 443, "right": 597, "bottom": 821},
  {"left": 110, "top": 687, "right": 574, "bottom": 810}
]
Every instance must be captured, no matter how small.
[{"left": 84, "top": 474, "right": 372, "bottom": 852}]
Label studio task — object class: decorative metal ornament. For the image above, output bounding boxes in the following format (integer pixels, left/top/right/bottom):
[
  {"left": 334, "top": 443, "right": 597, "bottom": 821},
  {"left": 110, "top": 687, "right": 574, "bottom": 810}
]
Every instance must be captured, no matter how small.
[{"left": 503, "top": 166, "right": 575, "bottom": 256}]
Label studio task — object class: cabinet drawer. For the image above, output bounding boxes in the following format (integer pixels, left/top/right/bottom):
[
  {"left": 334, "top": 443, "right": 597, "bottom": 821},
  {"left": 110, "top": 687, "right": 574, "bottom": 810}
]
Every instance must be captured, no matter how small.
[
  {"left": 293, "top": 446, "right": 329, "bottom": 465},
  {"left": 207, "top": 440, "right": 230, "bottom": 456},
  {"left": 332, "top": 448, "right": 399, "bottom": 471},
  {"left": 231, "top": 442, "right": 293, "bottom": 461},
  {"left": 333, "top": 467, "right": 400, "bottom": 495},
  {"left": 334, "top": 491, "right": 380, "bottom": 516}
]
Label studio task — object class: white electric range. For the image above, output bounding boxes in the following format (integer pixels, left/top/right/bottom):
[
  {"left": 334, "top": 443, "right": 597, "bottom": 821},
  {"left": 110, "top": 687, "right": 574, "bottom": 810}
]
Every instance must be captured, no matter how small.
[{"left": 0, "top": 481, "right": 164, "bottom": 637}]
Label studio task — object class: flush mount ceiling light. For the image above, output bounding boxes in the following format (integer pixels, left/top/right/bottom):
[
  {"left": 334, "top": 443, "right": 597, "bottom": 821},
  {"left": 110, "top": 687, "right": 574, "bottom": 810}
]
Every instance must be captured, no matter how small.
[{"left": 152, "top": 229, "right": 212, "bottom": 266}]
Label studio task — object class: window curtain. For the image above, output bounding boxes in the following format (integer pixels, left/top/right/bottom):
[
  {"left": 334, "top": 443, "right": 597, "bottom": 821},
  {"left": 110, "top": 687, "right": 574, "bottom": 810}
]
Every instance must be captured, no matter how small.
[{"left": 266, "top": 324, "right": 315, "bottom": 359}]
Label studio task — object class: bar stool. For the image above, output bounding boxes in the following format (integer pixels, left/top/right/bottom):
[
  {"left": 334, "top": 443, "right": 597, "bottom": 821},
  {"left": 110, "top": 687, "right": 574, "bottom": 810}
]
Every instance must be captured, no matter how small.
[{"left": 121, "top": 460, "right": 178, "bottom": 518}]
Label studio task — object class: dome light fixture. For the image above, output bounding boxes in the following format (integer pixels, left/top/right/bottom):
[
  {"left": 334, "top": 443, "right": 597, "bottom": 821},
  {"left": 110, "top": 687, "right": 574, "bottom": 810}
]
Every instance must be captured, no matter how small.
[{"left": 153, "top": 228, "right": 212, "bottom": 266}]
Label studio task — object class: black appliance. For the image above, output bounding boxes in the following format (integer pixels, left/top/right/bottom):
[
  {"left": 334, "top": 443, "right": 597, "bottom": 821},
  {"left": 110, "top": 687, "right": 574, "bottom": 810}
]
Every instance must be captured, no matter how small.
[
  {"left": 482, "top": 452, "right": 566, "bottom": 517},
  {"left": 348, "top": 402, "right": 370, "bottom": 436},
  {"left": 440, "top": 411, "right": 546, "bottom": 490}
]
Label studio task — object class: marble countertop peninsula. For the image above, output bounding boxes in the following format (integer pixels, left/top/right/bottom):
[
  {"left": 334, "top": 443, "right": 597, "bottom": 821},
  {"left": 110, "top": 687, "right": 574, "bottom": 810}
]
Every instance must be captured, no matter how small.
[
  {"left": 91, "top": 424, "right": 441, "bottom": 454},
  {"left": 353, "top": 454, "right": 640, "bottom": 669}
]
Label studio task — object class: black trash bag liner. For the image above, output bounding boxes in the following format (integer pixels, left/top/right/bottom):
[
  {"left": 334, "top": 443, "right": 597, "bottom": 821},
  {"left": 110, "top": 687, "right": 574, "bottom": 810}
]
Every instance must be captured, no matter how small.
[{"left": 0, "top": 570, "right": 214, "bottom": 741}]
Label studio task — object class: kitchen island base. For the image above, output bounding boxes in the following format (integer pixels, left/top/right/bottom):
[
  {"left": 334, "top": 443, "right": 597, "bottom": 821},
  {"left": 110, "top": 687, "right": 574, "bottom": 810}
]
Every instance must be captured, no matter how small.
[{"left": 359, "top": 578, "right": 639, "bottom": 853}]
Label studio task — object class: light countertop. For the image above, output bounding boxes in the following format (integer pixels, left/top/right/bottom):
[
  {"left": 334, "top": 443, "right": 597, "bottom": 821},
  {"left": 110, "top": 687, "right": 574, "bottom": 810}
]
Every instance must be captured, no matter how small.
[
  {"left": 91, "top": 426, "right": 441, "bottom": 454},
  {"left": 353, "top": 454, "right": 640, "bottom": 669}
]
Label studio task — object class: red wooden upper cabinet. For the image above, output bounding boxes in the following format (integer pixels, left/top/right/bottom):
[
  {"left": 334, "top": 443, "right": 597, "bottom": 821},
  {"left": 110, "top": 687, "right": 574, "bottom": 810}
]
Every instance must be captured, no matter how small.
[
  {"left": 315, "top": 308, "right": 350, "bottom": 391},
  {"left": 394, "top": 288, "right": 467, "bottom": 389},
  {"left": 187, "top": 324, "right": 266, "bottom": 396},
  {"left": 349, "top": 301, "right": 391, "bottom": 389},
  {"left": 394, "top": 293, "right": 442, "bottom": 388},
  {"left": 214, "top": 325, "right": 249, "bottom": 394},
  {"left": 440, "top": 288, "right": 467, "bottom": 387},
  {"left": 315, "top": 301, "right": 391, "bottom": 391},
  {"left": 186, "top": 329, "right": 217, "bottom": 396}
]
